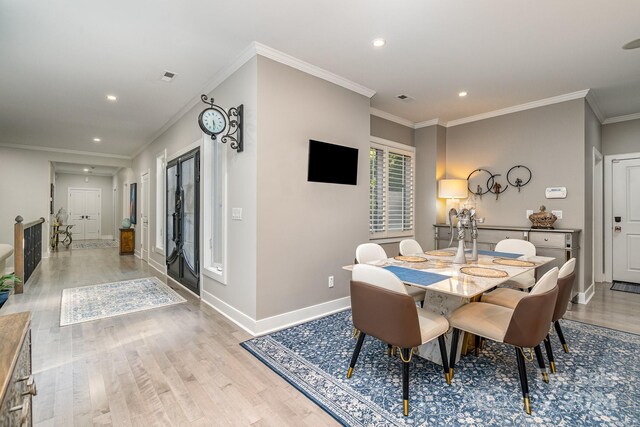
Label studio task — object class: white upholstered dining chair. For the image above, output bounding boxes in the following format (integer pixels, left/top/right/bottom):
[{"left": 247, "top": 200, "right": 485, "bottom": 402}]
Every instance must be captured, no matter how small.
[
  {"left": 495, "top": 239, "right": 537, "bottom": 290},
  {"left": 399, "top": 239, "right": 424, "bottom": 256}
]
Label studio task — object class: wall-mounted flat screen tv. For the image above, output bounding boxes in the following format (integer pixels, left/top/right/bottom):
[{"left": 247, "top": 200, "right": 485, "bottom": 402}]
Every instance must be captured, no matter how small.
[{"left": 307, "top": 139, "right": 358, "bottom": 185}]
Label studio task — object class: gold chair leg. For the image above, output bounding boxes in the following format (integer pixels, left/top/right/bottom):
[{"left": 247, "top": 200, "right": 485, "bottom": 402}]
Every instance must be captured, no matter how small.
[
  {"left": 352, "top": 327, "right": 360, "bottom": 338},
  {"left": 542, "top": 371, "right": 549, "bottom": 383},
  {"left": 562, "top": 343, "right": 569, "bottom": 353},
  {"left": 403, "top": 399, "right": 409, "bottom": 416},
  {"left": 550, "top": 361, "right": 556, "bottom": 374},
  {"left": 524, "top": 396, "right": 531, "bottom": 415},
  {"left": 445, "top": 371, "right": 451, "bottom": 385},
  {"left": 347, "top": 367, "right": 353, "bottom": 378}
]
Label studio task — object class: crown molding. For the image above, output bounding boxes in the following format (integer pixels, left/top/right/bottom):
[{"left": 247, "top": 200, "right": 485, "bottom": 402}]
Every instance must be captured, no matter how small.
[
  {"left": 415, "top": 118, "right": 447, "bottom": 128},
  {"left": 603, "top": 112, "right": 640, "bottom": 125},
  {"left": 369, "top": 108, "right": 415, "bottom": 128},
  {"left": 0, "top": 143, "right": 132, "bottom": 160},
  {"left": 446, "top": 89, "right": 590, "bottom": 128},
  {"left": 585, "top": 90, "right": 604, "bottom": 123},
  {"left": 132, "top": 42, "right": 258, "bottom": 159},
  {"left": 55, "top": 170, "right": 116, "bottom": 177},
  {"left": 255, "top": 42, "right": 376, "bottom": 99}
]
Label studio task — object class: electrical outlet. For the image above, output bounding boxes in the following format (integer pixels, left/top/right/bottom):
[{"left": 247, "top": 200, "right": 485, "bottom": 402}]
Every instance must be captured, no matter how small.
[
  {"left": 526, "top": 210, "right": 533, "bottom": 219},
  {"left": 552, "top": 210, "right": 563, "bottom": 219},
  {"left": 232, "top": 208, "right": 242, "bottom": 220},
  {"left": 328, "top": 276, "right": 334, "bottom": 288}
]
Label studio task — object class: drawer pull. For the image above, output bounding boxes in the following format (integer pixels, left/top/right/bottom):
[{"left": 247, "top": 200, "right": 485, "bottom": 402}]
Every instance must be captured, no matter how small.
[
  {"left": 544, "top": 238, "right": 549, "bottom": 241},
  {"left": 9, "top": 397, "right": 30, "bottom": 426}
]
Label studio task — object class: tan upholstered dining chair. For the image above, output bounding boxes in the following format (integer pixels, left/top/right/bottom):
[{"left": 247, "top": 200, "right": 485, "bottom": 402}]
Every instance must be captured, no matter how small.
[
  {"left": 494, "top": 239, "right": 537, "bottom": 290},
  {"left": 448, "top": 268, "right": 559, "bottom": 414},
  {"left": 348, "top": 264, "right": 450, "bottom": 416},
  {"left": 354, "top": 243, "right": 425, "bottom": 303},
  {"left": 481, "top": 258, "right": 576, "bottom": 373}
]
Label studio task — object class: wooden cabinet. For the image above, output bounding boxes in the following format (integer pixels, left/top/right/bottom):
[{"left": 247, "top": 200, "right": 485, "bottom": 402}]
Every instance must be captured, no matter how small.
[
  {"left": 119, "top": 228, "right": 135, "bottom": 255},
  {"left": 0, "top": 312, "right": 34, "bottom": 427}
]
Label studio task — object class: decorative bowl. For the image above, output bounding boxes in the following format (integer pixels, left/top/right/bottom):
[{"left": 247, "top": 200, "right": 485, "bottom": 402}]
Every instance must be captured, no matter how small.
[{"left": 529, "top": 205, "right": 557, "bottom": 229}]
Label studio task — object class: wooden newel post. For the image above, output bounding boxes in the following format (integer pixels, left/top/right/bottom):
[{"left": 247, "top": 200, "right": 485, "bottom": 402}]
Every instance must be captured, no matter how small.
[{"left": 14, "top": 215, "right": 24, "bottom": 294}]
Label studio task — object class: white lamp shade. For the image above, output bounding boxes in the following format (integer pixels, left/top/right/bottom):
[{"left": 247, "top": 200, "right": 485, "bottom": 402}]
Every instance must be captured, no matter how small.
[{"left": 438, "top": 179, "right": 468, "bottom": 199}]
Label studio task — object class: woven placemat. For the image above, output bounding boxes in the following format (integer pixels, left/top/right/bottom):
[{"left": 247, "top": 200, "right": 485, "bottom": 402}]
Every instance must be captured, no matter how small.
[
  {"left": 460, "top": 266, "right": 508, "bottom": 278},
  {"left": 394, "top": 255, "right": 428, "bottom": 263},
  {"left": 424, "top": 250, "right": 455, "bottom": 257},
  {"left": 492, "top": 259, "right": 536, "bottom": 267}
]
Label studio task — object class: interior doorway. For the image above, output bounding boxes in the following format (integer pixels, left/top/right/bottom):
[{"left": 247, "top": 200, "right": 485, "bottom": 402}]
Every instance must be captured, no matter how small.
[
  {"left": 68, "top": 188, "right": 101, "bottom": 240},
  {"left": 612, "top": 157, "right": 640, "bottom": 284},
  {"left": 141, "top": 171, "right": 150, "bottom": 261}
]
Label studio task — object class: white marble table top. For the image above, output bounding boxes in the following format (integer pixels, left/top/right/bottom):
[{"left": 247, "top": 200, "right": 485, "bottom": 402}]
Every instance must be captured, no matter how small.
[{"left": 343, "top": 250, "right": 555, "bottom": 299}]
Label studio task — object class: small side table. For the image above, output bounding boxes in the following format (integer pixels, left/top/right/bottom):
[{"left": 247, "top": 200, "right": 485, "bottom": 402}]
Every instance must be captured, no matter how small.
[{"left": 119, "top": 228, "right": 135, "bottom": 255}]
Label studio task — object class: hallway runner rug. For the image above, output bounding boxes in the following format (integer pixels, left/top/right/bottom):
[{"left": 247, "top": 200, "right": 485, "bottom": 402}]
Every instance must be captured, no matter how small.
[
  {"left": 60, "top": 277, "right": 186, "bottom": 326},
  {"left": 611, "top": 280, "right": 640, "bottom": 294},
  {"left": 71, "top": 239, "right": 118, "bottom": 250},
  {"left": 241, "top": 310, "right": 639, "bottom": 426}
]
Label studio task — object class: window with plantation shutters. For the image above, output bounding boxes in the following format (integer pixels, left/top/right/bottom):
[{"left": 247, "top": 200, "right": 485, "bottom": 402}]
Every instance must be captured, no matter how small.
[{"left": 369, "top": 140, "right": 415, "bottom": 239}]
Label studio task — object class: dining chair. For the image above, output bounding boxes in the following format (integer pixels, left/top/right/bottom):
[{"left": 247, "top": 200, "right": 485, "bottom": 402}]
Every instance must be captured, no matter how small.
[
  {"left": 354, "top": 243, "right": 425, "bottom": 303},
  {"left": 399, "top": 239, "right": 424, "bottom": 256},
  {"left": 448, "top": 267, "right": 559, "bottom": 415},
  {"left": 495, "top": 239, "right": 537, "bottom": 290},
  {"left": 348, "top": 264, "right": 450, "bottom": 416},
  {"left": 481, "top": 259, "right": 576, "bottom": 373}
]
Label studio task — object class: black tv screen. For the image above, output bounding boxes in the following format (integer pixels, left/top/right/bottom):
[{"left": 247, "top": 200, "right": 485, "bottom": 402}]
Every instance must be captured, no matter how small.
[{"left": 307, "top": 140, "right": 358, "bottom": 185}]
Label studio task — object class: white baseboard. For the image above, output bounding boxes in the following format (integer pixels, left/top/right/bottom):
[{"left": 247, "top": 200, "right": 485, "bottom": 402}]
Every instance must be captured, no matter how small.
[
  {"left": 101, "top": 235, "right": 114, "bottom": 240},
  {"left": 167, "top": 275, "right": 200, "bottom": 299},
  {"left": 200, "top": 290, "right": 351, "bottom": 337},
  {"left": 576, "top": 282, "right": 595, "bottom": 305},
  {"left": 134, "top": 249, "right": 141, "bottom": 259},
  {"left": 148, "top": 257, "right": 167, "bottom": 275}
]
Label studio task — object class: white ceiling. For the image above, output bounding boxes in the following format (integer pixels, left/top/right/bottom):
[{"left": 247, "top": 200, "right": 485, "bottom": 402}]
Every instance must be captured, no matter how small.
[
  {"left": 2, "top": 1, "right": 639, "bottom": 157},
  {"left": 54, "top": 162, "right": 120, "bottom": 177}
]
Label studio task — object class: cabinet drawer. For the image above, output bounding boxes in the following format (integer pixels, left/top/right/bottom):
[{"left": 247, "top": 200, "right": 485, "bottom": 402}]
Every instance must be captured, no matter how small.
[
  {"left": 477, "top": 229, "right": 525, "bottom": 244},
  {"left": 529, "top": 232, "right": 566, "bottom": 248}
]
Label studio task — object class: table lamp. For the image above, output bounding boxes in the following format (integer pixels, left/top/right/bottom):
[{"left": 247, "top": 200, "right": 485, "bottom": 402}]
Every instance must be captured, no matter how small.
[{"left": 438, "top": 179, "right": 468, "bottom": 224}]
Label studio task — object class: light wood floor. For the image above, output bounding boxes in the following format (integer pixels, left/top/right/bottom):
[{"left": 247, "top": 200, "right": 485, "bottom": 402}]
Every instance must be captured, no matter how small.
[
  {"left": 0, "top": 248, "right": 338, "bottom": 426},
  {"left": 2, "top": 249, "right": 639, "bottom": 426}
]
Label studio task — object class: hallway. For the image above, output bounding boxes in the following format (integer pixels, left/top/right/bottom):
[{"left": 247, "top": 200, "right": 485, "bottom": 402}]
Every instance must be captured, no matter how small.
[{"left": 1, "top": 248, "right": 336, "bottom": 426}]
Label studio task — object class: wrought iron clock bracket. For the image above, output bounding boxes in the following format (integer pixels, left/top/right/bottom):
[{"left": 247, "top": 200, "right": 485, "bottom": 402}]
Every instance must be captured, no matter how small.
[{"left": 200, "top": 94, "right": 244, "bottom": 153}]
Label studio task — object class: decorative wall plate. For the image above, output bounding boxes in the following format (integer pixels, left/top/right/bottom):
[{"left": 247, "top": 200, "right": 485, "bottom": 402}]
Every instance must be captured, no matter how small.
[
  {"left": 493, "top": 259, "right": 536, "bottom": 267},
  {"left": 394, "top": 255, "right": 428, "bottom": 263},
  {"left": 425, "top": 250, "right": 455, "bottom": 257},
  {"left": 460, "top": 267, "right": 508, "bottom": 278}
]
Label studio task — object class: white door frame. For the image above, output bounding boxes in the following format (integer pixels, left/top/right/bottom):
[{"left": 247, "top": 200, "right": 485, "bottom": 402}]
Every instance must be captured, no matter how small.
[
  {"left": 141, "top": 170, "right": 150, "bottom": 262},
  {"left": 604, "top": 151, "right": 640, "bottom": 282},
  {"left": 593, "top": 147, "right": 604, "bottom": 283},
  {"left": 67, "top": 187, "right": 102, "bottom": 240}
]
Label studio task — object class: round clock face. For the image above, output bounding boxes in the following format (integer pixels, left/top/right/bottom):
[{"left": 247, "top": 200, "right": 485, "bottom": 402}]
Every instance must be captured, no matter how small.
[{"left": 200, "top": 108, "right": 226, "bottom": 135}]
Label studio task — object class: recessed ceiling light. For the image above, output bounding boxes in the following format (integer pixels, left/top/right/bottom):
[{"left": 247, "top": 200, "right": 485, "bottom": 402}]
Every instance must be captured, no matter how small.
[
  {"left": 83, "top": 168, "right": 90, "bottom": 172},
  {"left": 459, "top": 91, "right": 468, "bottom": 97},
  {"left": 372, "top": 38, "right": 386, "bottom": 47},
  {"left": 93, "top": 138, "right": 101, "bottom": 142},
  {"left": 622, "top": 38, "right": 640, "bottom": 49},
  {"left": 106, "top": 94, "right": 117, "bottom": 102}
]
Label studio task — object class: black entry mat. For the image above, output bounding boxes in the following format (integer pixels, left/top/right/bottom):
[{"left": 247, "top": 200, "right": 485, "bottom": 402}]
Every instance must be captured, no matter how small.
[{"left": 611, "top": 280, "right": 640, "bottom": 294}]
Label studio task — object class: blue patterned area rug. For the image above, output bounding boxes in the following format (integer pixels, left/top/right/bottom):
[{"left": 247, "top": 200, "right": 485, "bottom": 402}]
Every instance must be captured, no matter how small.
[
  {"left": 60, "top": 277, "right": 186, "bottom": 326},
  {"left": 71, "top": 239, "right": 118, "bottom": 250},
  {"left": 241, "top": 311, "right": 639, "bottom": 426}
]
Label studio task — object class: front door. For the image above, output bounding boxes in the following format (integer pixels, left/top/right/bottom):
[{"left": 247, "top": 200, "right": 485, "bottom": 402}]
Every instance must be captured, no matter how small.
[
  {"left": 68, "top": 188, "right": 101, "bottom": 240},
  {"left": 612, "top": 157, "right": 640, "bottom": 284},
  {"left": 166, "top": 148, "right": 200, "bottom": 295}
]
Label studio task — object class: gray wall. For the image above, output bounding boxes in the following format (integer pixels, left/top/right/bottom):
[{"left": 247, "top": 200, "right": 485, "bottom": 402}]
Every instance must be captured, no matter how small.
[
  {"left": 130, "top": 57, "right": 258, "bottom": 318},
  {"left": 583, "top": 101, "right": 602, "bottom": 290},
  {"left": 602, "top": 118, "right": 640, "bottom": 155},
  {"left": 445, "top": 99, "right": 589, "bottom": 293},
  {"left": 414, "top": 124, "right": 447, "bottom": 250},
  {"left": 256, "top": 56, "right": 370, "bottom": 319},
  {"left": 54, "top": 173, "right": 115, "bottom": 237},
  {"left": 370, "top": 115, "right": 414, "bottom": 146}
]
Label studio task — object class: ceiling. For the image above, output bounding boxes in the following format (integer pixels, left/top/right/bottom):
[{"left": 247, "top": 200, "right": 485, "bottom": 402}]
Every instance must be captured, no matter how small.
[
  {"left": 1, "top": 1, "right": 639, "bottom": 157},
  {"left": 53, "top": 162, "right": 120, "bottom": 177}
]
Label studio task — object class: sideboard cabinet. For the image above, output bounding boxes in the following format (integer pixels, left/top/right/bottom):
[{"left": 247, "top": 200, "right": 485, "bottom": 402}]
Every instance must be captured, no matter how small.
[{"left": 0, "top": 312, "right": 34, "bottom": 426}]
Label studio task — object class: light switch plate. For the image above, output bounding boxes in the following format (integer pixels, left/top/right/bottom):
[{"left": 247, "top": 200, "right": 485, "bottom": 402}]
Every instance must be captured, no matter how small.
[
  {"left": 232, "top": 208, "right": 242, "bottom": 220},
  {"left": 526, "top": 210, "right": 533, "bottom": 219},
  {"left": 552, "top": 210, "right": 563, "bottom": 219}
]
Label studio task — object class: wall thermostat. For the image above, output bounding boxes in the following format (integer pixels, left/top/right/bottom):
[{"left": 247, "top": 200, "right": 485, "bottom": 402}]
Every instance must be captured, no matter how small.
[{"left": 545, "top": 187, "right": 567, "bottom": 199}]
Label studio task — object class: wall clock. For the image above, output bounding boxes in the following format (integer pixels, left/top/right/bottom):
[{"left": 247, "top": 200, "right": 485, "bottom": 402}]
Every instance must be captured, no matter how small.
[{"left": 198, "top": 94, "right": 243, "bottom": 152}]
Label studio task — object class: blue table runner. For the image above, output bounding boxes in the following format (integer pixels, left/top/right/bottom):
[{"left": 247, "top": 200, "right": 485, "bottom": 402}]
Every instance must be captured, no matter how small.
[
  {"left": 465, "top": 249, "right": 522, "bottom": 259},
  {"left": 383, "top": 266, "right": 450, "bottom": 286}
]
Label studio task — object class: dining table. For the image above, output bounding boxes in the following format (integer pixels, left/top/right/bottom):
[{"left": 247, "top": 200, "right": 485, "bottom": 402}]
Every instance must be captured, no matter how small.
[{"left": 343, "top": 248, "right": 555, "bottom": 366}]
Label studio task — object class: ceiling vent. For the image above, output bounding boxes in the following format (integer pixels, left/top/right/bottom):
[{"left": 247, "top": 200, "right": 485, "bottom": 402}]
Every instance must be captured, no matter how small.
[
  {"left": 161, "top": 71, "right": 177, "bottom": 82},
  {"left": 396, "top": 94, "right": 415, "bottom": 102}
]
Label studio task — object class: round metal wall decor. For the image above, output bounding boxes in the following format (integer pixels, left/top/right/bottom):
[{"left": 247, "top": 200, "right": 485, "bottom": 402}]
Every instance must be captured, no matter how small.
[
  {"left": 467, "top": 168, "right": 492, "bottom": 196},
  {"left": 507, "top": 165, "right": 532, "bottom": 192}
]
